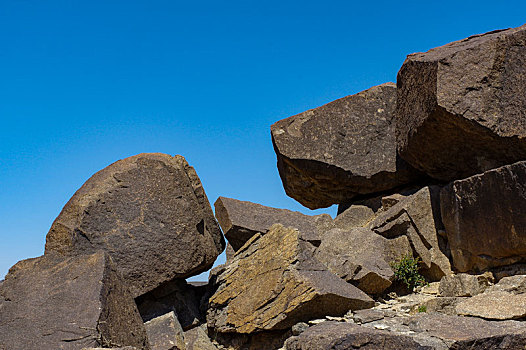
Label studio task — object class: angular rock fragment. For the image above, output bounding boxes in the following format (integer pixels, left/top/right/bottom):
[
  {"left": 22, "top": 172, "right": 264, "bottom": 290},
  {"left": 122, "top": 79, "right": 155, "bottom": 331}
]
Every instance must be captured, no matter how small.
[
  {"left": 368, "top": 186, "right": 451, "bottom": 280},
  {"left": 441, "top": 160, "right": 526, "bottom": 272},
  {"left": 207, "top": 224, "right": 374, "bottom": 334},
  {"left": 136, "top": 279, "right": 207, "bottom": 331},
  {"left": 214, "top": 196, "right": 328, "bottom": 250},
  {"left": 438, "top": 273, "right": 493, "bottom": 297},
  {"left": 315, "top": 227, "right": 411, "bottom": 295},
  {"left": 456, "top": 291, "right": 526, "bottom": 320},
  {"left": 184, "top": 325, "right": 218, "bottom": 350},
  {"left": 488, "top": 275, "right": 526, "bottom": 294},
  {"left": 284, "top": 321, "right": 425, "bottom": 350},
  {"left": 396, "top": 24, "right": 526, "bottom": 181},
  {"left": 45, "top": 153, "right": 224, "bottom": 297},
  {"left": 271, "top": 83, "right": 424, "bottom": 209},
  {"left": 0, "top": 252, "right": 149, "bottom": 350},
  {"left": 144, "top": 311, "right": 186, "bottom": 350}
]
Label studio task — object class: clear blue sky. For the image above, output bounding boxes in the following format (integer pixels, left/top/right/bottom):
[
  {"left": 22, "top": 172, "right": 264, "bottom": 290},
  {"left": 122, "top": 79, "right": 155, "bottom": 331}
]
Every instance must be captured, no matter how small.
[{"left": 1, "top": 1, "right": 525, "bottom": 280}]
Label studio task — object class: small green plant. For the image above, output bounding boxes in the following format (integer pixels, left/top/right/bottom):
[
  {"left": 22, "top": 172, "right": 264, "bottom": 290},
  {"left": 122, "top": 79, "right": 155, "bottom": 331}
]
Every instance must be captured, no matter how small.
[
  {"left": 390, "top": 254, "right": 427, "bottom": 291},
  {"left": 417, "top": 305, "right": 427, "bottom": 313}
]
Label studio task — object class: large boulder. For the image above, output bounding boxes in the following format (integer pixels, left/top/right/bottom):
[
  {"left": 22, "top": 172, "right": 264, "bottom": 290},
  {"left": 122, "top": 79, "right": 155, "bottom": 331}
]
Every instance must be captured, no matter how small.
[
  {"left": 284, "top": 321, "right": 426, "bottom": 350},
  {"left": 214, "top": 196, "right": 329, "bottom": 250},
  {"left": 456, "top": 291, "right": 526, "bottom": 320},
  {"left": 438, "top": 273, "right": 494, "bottom": 297},
  {"left": 271, "top": 83, "right": 424, "bottom": 209},
  {"left": 367, "top": 186, "right": 452, "bottom": 281},
  {"left": 441, "top": 160, "right": 526, "bottom": 272},
  {"left": 0, "top": 252, "right": 149, "bottom": 350},
  {"left": 45, "top": 153, "right": 224, "bottom": 297},
  {"left": 144, "top": 311, "right": 186, "bottom": 350},
  {"left": 396, "top": 24, "right": 526, "bottom": 181},
  {"left": 207, "top": 224, "right": 374, "bottom": 334},
  {"left": 315, "top": 227, "right": 412, "bottom": 295}
]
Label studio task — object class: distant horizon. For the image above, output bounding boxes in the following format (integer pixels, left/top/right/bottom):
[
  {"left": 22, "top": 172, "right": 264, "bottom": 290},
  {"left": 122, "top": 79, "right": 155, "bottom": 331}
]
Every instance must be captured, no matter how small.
[{"left": 2, "top": 0, "right": 525, "bottom": 280}]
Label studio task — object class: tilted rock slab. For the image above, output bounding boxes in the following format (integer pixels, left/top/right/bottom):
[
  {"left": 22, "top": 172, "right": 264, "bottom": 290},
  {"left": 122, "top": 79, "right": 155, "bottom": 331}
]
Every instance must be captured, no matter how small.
[
  {"left": 0, "top": 252, "right": 149, "bottom": 350},
  {"left": 184, "top": 325, "right": 219, "bottom": 350},
  {"left": 144, "top": 311, "right": 186, "bottom": 350},
  {"left": 207, "top": 224, "right": 374, "bottom": 334},
  {"left": 315, "top": 227, "right": 412, "bottom": 295},
  {"left": 45, "top": 153, "right": 224, "bottom": 297},
  {"left": 397, "top": 24, "right": 526, "bottom": 181},
  {"left": 456, "top": 291, "right": 526, "bottom": 320},
  {"left": 284, "top": 321, "right": 426, "bottom": 350},
  {"left": 438, "top": 272, "right": 494, "bottom": 297},
  {"left": 271, "top": 83, "right": 423, "bottom": 209},
  {"left": 214, "top": 196, "right": 331, "bottom": 251},
  {"left": 441, "top": 160, "right": 526, "bottom": 272},
  {"left": 368, "top": 186, "right": 452, "bottom": 281}
]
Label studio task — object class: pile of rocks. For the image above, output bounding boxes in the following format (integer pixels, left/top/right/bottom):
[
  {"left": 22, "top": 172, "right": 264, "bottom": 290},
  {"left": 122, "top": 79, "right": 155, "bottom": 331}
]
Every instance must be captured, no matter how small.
[{"left": 2, "top": 24, "right": 526, "bottom": 350}]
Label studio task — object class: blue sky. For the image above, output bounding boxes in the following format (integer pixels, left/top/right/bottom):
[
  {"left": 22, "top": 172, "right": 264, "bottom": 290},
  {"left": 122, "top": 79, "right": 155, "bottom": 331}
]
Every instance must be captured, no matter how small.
[{"left": 1, "top": 1, "right": 525, "bottom": 280}]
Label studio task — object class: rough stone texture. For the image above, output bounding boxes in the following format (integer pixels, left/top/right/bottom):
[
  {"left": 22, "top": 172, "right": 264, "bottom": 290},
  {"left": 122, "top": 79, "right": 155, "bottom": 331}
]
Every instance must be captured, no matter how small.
[
  {"left": 225, "top": 243, "right": 235, "bottom": 263},
  {"left": 82, "top": 348, "right": 139, "bottom": 350},
  {"left": 438, "top": 273, "right": 494, "bottom": 297},
  {"left": 214, "top": 196, "right": 326, "bottom": 250},
  {"left": 284, "top": 321, "right": 427, "bottom": 349},
  {"left": 45, "top": 153, "right": 224, "bottom": 297},
  {"left": 271, "top": 83, "right": 424, "bottom": 209},
  {"left": 353, "top": 309, "right": 386, "bottom": 324},
  {"left": 0, "top": 252, "right": 149, "bottom": 350},
  {"left": 136, "top": 279, "right": 206, "bottom": 331},
  {"left": 207, "top": 224, "right": 374, "bottom": 334},
  {"left": 333, "top": 203, "right": 377, "bottom": 229},
  {"left": 488, "top": 275, "right": 526, "bottom": 294},
  {"left": 315, "top": 227, "right": 411, "bottom": 295},
  {"left": 184, "top": 325, "right": 218, "bottom": 350},
  {"left": 456, "top": 291, "right": 526, "bottom": 320},
  {"left": 144, "top": 311, "right": 186, "bottom": 350},
  {"left": 368, "top": 186, "right": 451, "bottom": 281},
  {"left": 396, "top": 24, "right": 526, "bottom": 181},
  {"left": 421, "top": 297, "right": 464, "bottom": 316},
  {"left": 441, "top": 160, "right": 526, "bottom": 272},
  {"left": 407, "top": 313, "right": 526, "bottom": 348}
]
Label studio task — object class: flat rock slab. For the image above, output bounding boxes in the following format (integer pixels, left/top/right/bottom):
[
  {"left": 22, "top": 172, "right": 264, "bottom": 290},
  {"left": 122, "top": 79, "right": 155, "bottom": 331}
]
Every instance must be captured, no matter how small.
[
  {"left": 284, "top": 321, "right": 427, "bottom": 350},
  {"left": 184, "top": 325, "right": 218, "bottom": 350},
  {"left": 271, "top": 83, "right": 423, "bottom": 209},
  {"left": 456, "top": 291, "right": 526, "bottom": 320},
  {"left": 45, "top": 153, "right": 224, "bottom": 297},
  {"left": 441, "top": 160, "right": 526, "bottom": 272},
  {"left": 207, "top": 224, "right": 374, "bottom": 334},
  {"left": 214, "top": 196, "right": 327, "bottom": 251},
  {"left": 396, "top": 24, "right": 526, "bottom": 181},
  {"left": 144, "top": 311, "right": 186, "bottom": 350},
  {"left": 0, "top": 252, "right": 149, "bottom": 350},
  {"left": 438, "top": 273, "right": 494, "bottom": 297}
]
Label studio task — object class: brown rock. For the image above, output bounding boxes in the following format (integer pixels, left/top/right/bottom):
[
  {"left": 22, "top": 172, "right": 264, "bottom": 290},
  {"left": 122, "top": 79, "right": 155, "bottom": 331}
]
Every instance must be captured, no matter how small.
[
  {"left": 271, "top": 83, "right": 424, "bottom": 209},
  {"left": 396, "top": 25, "right": 526, "bottom": 181},
  {"left": 438, "top": 273, "right": 494, "bottom": 297},
  {"left": 184, "top": 325, "right": 218, "bottom": 350},
  {"left": 145, "top": 311, "right": 186, "bottom": 350},
  {"left": 214, "top": 196, "right": 327, "bottom": 250},
  {"left": 0, "top": 252, "right": 149, "bottom": 350},
  {"left": 45, "top": 153, "right": 224, "bottom": 297},
  {"left": 284, "top": 321, "right": 427, "bottom": 350},
  {"left": 368, "top": 186, "right": 451, "bottom": 281},
  {"left": 315, "top": 227, "right": 411, "bottom": 295},
  {"left": 441, "top": 160, "right": 526, "bottom": 272},
  {"left": 456, "top": 291, "right": 526, "bottom": 320},
  {"left": 488, "top": 275, "right": 526, "bottom": 294},
  {"left": 207, "top": 224, "right": 374, "bottom": 334}
]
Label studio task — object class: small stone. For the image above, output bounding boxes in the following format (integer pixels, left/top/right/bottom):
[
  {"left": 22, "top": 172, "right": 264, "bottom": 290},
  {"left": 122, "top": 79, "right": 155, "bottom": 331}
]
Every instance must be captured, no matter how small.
[
  {"left": 353, "top": 309, "right": 385, "bottom": 324},
  {"left": 291, "top": 322, "right": 309, "bottom": 336}
]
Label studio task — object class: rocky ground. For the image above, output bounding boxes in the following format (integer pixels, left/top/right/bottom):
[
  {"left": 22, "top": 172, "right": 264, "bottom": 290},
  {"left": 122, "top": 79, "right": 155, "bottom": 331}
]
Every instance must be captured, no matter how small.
[{"left": 1, "top": 24, "right": 526, "bottom": 350}]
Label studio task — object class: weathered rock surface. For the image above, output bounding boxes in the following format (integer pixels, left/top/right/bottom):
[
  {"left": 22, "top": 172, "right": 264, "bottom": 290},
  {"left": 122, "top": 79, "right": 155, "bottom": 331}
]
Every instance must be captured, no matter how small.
[
  {"left": 271, "top": 83, "right": 424, "bottom": 209},
  {"left": 144, "top": 311, "right": 186, "bottom": 350},
  {"left": 438, "top": 273, "right": 494, "bottom": 297},
  {"left": 136, "top": 279, "right": 207, "bottom": 331},
  {"left": 184, "top": 325, "right": 218, "bottom": 350},
  {"left": 441, "top": 160, "right": 526, "bottom": 272},
  {"left": 0, "top": 252, "right": 149, "bottom": 350},
  {"left": 45, "top": 153, "right": 224, "bottom": 297},
  {"left": 368, "top": 186, "right": 452, "bottom": 280},
  {"left": 488, "top": 275, "right": 526, "bottom": 294},
  {"left": 214, "top": 196, "right": 327, "bottom": 250},
  {"left": 315, "top": 227, "right": 412, "bottom": 295},
  {"left": 207, "top": 224, "right": 374, "bottom": 333},
  {"left": 396, "top": 24, "right": 526, "bottom": 181},
  {"left": 284, "top": 321, "right": 427, "bottom": 349},
  {"left": 456, "top": 291, "right": 526, "bottom": 320}
]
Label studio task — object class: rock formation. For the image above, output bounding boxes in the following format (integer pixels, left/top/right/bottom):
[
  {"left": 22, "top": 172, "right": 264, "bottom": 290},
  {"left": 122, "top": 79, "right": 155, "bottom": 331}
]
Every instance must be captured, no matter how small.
[
  {"left": 45, "top": 153, "right": 224, "bottom": 297},
  {"left": 396, "top": 25, "right": 526, "bottom": 181},
  {"left": 271, "top": 83, "right": 424, "bottom": 209}
]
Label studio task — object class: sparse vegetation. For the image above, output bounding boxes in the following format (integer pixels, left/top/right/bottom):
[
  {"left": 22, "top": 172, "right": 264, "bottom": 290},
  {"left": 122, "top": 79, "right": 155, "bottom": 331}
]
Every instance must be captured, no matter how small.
[
  {"left": 418, "top": 305, "right": 427, "bottom": 313},
  {"left": 390, "top": 254, "right": 427, "bottom": 292}
]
